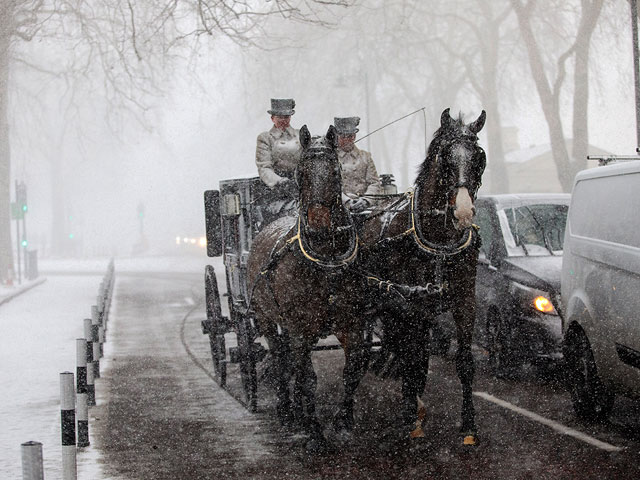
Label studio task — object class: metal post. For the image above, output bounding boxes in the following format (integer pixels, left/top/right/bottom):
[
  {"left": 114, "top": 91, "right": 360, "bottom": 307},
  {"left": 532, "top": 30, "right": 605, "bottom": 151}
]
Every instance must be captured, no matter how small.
[
  {"left": 76, "top": 339, "right": 89, "bottom": 447},
  {"left": 60, "top": 372, "right": 77, "bottom": 480},
  {"left": 632, "top": 0, "right": 640, "bottom": 149},
  {"left": 22, "top": 188, "right": 27, "bottom": 278},
  {"left": 15, "top": 181, "right": 21, "bottom": 285},
  {"left": 21, "top": 441, "right": 44, "bottom": 480},
  {"left": 83, "top": 319, "right": 96, "bottom": 406}
]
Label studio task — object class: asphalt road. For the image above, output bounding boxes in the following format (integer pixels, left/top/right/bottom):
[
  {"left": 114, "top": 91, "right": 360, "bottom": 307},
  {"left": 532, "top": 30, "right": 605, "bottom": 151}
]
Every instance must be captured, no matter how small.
[{"left": 90, "top": 271, "right": 640, "bottom": 479}]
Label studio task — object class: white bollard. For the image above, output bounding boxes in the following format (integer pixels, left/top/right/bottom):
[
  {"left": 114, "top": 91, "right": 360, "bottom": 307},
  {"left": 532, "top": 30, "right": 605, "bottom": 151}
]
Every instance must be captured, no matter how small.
[
  {"left": 95, "top": 300, "right": 105, "bottom": 356},
  {"left": 75, "top": 339, "right": 89, "bottom": 447},
  {"left": 91, "top": 306, "right": 100, "bottom": 377},
  {"left": 21, "top": 441, "right": 44, "bottom": 480},
  {"left": 60, "top": 372, "right": 77, "bottom": 480},
  {"left": 83, "top": 319, "right": 96, "bottom": 406}
]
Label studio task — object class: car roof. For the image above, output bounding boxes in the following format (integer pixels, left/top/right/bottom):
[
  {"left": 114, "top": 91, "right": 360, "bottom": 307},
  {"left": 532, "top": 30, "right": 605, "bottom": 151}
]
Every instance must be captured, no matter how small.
[
  {"left": 477, "top": 193, "right": 571, "bottom": 209},
  {"left": 574, "top": 160, "right": 640, "bottom": 182}
]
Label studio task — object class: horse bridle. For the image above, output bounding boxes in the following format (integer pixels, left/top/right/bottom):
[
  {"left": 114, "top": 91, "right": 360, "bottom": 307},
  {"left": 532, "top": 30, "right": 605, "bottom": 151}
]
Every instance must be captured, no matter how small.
[{"left": 292, "top": 144, "right": 360, "bottom": 268}]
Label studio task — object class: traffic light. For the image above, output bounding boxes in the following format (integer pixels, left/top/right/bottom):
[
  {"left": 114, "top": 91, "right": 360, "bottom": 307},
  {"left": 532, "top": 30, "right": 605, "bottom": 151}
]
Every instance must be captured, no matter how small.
[{"left": 16, "top": 182, "right": 27, "bottom": 214}]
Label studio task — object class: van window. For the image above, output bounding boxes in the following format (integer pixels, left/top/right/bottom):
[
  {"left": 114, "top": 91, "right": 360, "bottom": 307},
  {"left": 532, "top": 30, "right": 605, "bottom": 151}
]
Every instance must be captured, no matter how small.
[{"left": 570, "top": 173, "right": 640, "bottom": 248}]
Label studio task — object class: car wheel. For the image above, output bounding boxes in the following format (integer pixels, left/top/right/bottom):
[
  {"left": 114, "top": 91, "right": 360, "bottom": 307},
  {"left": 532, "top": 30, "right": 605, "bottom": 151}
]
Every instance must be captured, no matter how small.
[
  {"left": 487, "top": 310, "right": 519, "bottom": 378},
  {"left": 564, "top": 329, "right": 614, "bottom": 421}
]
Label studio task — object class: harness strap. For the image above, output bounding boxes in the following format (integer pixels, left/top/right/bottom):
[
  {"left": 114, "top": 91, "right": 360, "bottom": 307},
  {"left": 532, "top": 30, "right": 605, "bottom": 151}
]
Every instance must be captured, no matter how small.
[
  {"left": 290, "top": 216, "right": 359, "bottom": 268},
  {"left": 408, "top": 187, "right": 476, "bottom": 256}
]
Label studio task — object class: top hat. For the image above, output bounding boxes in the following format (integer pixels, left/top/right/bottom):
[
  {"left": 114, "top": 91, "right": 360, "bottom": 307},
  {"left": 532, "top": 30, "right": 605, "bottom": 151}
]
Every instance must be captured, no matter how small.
[
  {"left": 268, "top": 98, "right": 295, "bottom": 116},
  {"left": 334, "top": 116, "right": 360, "bottom": 135}
]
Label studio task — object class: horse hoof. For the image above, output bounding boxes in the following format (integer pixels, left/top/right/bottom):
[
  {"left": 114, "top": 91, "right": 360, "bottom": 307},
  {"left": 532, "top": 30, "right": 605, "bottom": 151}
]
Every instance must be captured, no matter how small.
[
  {"left": 462, "top": 433, "right": 478, "bottom": 446},
  {"left": 409, "top": 426, "right": 425, "bottom": 439}
]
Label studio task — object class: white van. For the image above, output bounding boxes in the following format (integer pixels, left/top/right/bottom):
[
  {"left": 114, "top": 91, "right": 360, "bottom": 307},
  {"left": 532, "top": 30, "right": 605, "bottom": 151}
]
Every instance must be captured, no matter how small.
[{"left": 562, "top": 160, "right": 640, "bottom": 420}]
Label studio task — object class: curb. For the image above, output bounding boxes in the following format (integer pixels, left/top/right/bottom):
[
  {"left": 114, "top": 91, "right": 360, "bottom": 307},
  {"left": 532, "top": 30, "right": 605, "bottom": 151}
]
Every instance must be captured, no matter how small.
[{"left": 0, "top": 277, "right": 47, "bottom": 306}]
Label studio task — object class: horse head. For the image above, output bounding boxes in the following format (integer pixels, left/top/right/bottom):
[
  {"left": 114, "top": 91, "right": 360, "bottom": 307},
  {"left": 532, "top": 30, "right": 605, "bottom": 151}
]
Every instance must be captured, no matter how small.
[
  {"left": 419, "top": 108, "right": 487, "bottom": 231},
  {"left": 296, "top": 125, "right": 345, "bottom": 233}
]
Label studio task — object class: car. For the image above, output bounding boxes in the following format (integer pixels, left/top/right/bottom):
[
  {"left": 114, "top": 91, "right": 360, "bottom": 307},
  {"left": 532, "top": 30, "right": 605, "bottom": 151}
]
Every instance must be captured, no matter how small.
[
  {"left": 561, "top": 160, "right": 640, "bottom": 420},
  {"left": 470, "top": 193, "right": 570, "bottom": 376}
]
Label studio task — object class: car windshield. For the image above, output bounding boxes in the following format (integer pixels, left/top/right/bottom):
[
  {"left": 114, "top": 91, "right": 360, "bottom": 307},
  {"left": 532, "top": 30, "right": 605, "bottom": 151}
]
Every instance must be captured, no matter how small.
[{"left": 497, "top": 203, "right": 568, "bottom": 257}]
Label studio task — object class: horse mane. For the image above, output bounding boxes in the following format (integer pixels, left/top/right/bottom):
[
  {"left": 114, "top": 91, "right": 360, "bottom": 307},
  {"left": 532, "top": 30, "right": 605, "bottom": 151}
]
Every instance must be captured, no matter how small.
[{"left": 415, "top": 112, "right": 472, "bottom": 185}]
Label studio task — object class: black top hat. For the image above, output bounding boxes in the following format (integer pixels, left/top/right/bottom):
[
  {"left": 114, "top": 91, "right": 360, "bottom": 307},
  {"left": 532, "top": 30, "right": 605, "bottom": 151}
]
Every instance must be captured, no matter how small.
[
  {"left": 268, "top": 98, "right": 295, "bottom": 116},
  {"left": 334, "top": 117, "right": 360, "bottom": 135}
]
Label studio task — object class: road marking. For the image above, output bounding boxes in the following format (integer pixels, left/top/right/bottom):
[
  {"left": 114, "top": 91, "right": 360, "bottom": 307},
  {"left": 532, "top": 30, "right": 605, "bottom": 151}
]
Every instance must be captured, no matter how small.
[{"left": 473, "top": 391, "right": 623, "bottom": 452}]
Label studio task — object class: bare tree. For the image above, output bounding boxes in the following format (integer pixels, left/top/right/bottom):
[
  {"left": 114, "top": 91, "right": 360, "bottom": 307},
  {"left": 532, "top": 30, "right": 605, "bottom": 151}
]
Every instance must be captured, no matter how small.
[
  {"left": 0, "top": 0, "right": 352, "bottom": 280},
  {"left": 424, "top": 0, "right": 516, "bottom": 193},
  {"left": 510, "top": 0, "right": 605, "bottom": 191}
]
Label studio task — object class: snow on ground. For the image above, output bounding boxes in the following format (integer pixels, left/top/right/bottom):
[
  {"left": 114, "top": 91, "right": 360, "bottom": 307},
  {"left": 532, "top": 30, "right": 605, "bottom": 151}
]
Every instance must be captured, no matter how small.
[{"left": 0, "top": 254, "right": 208, "bottom": 479}]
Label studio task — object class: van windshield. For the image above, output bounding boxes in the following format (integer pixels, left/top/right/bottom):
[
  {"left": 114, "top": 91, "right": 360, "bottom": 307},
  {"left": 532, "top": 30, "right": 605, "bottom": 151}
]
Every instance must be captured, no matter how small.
[{"left": 497, "top": 204, "right": 569, "bottom": 257}]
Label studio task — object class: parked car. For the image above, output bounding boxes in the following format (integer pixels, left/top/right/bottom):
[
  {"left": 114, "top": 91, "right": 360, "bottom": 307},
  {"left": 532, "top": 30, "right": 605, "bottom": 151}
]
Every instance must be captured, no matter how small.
[
  {"left": 468, "top": 193, "right": 571, "bottom": 376},
  {"left": 562, "top": 161, "right": 640, "bottom": 420}
]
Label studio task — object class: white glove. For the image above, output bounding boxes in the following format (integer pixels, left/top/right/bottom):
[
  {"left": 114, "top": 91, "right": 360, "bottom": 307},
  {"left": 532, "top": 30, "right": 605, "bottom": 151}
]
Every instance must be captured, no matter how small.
[{"left": 347, "top": 197, "right": 370, "bottom": 212}]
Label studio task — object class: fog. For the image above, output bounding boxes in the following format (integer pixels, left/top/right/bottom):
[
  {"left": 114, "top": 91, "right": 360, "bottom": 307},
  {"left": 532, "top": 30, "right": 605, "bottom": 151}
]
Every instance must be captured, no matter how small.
[{"left": 4, "top": 0, "right": 636, "bottom": 261}]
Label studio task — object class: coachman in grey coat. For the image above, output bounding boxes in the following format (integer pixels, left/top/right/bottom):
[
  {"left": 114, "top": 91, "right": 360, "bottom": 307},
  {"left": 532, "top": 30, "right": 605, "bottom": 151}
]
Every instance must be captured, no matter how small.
[{"left": 256, "top": 99, "right": 302, "bottom": 188}]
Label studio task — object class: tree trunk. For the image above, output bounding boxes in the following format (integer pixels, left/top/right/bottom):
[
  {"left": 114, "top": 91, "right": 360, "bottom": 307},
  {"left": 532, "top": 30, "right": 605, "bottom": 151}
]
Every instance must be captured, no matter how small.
[
  {"left": 571, "top": 0, "right": 604, "bottom": 188},
  {"left": 0, "top": 28, "right": 12, "bottom": 282},
  {"left": 511, "top": 0, "right": 572, "bottom": 192},
  {"left": 482, "top": 20, "right": 509, "bottom": 193}
]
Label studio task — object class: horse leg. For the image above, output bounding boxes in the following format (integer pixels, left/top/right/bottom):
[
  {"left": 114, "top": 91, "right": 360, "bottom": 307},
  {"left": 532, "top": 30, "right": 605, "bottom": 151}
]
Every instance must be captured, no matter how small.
[
  {"left": 268, "top": 331, "right": 294, "bottom": 427},
  {"left": 399, "top": 314, "right": 429, "bottom": 436},
  {"left": 333, "top": 328, "right": 370, "bottom": 432},
  {"left": 290, "top": 336, "right": 327, "bottom": 452},
  {"left": 453, "top": 298, "right": 478, "bottom": 445}
]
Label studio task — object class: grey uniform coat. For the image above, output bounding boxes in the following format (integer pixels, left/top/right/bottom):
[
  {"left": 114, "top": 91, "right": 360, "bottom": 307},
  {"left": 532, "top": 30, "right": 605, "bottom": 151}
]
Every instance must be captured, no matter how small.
[
  {"left": 255, "top": 126, "right": 302, "bottom": 187},
  {"left": 338, "top": 145, "right": 382, "bottom": 197}
]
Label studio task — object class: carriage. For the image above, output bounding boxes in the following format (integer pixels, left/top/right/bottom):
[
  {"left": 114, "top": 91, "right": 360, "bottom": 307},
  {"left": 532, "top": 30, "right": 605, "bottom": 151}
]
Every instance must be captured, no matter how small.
[{"left": 201, "top": 112, "right": 487, "bottom": 447}]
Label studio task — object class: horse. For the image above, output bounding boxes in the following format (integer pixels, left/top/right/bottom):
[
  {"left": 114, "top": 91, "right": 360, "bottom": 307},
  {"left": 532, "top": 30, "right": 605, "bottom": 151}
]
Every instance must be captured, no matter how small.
[
  {"left": 358, "top": 108, "right": 487, "bottom": 444},
  {"left": 246, "top": 124, "right": 370, "bottom": 452}
]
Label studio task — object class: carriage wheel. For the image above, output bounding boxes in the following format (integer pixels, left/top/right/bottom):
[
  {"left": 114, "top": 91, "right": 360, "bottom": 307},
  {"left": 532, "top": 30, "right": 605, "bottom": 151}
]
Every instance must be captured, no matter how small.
[
  {"left": 233, "top": 308, "right": 258, "bottom": 412},
  {"left": 205, "top": 265, "right": 227, "bottom": 387}
]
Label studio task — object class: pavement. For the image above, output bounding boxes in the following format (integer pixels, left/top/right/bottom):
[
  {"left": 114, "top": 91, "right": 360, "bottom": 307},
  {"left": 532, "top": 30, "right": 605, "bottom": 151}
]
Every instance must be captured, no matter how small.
[{"left": 0, "top": 277, "right": 47, "bottom": 306}]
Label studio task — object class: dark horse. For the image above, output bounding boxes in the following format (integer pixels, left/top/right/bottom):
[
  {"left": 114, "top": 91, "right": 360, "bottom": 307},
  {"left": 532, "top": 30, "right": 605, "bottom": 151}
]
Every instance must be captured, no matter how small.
[
  {"left": 246, "top": 125, "right": 370, "bottom": 451},
  {"left": 359, "top": 108, "right": 487, "bottom": 444}
]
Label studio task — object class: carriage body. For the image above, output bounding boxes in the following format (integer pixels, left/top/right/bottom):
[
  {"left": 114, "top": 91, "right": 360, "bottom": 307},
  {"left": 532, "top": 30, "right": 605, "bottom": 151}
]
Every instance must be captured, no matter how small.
[
  {"left": 202, "top": 176, "right": 274, "bottom": 406},
  {"left": 205, "top": 177, "right": 269, "bottom": 309}
]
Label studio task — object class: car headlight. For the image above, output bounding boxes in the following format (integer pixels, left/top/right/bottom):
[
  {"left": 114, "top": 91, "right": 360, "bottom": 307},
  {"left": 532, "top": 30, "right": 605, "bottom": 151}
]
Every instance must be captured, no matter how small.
[{"left": 509, "top": 281, "right": 558, "bottom": 315}]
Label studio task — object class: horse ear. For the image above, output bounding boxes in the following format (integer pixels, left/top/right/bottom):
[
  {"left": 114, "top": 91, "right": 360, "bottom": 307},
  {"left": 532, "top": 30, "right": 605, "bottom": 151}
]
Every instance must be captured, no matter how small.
[
  {"left": 440, "top": 108, "right": 453, "bottom": 128},
  {"left": 326, "top": 125, "right": 338, "bottom": 148},
  {"left": 469, "top": 110, "right": 486, "bottom": 134},
  {"left": 300, "top": 125, "right": 311, "bottom": 149}
]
